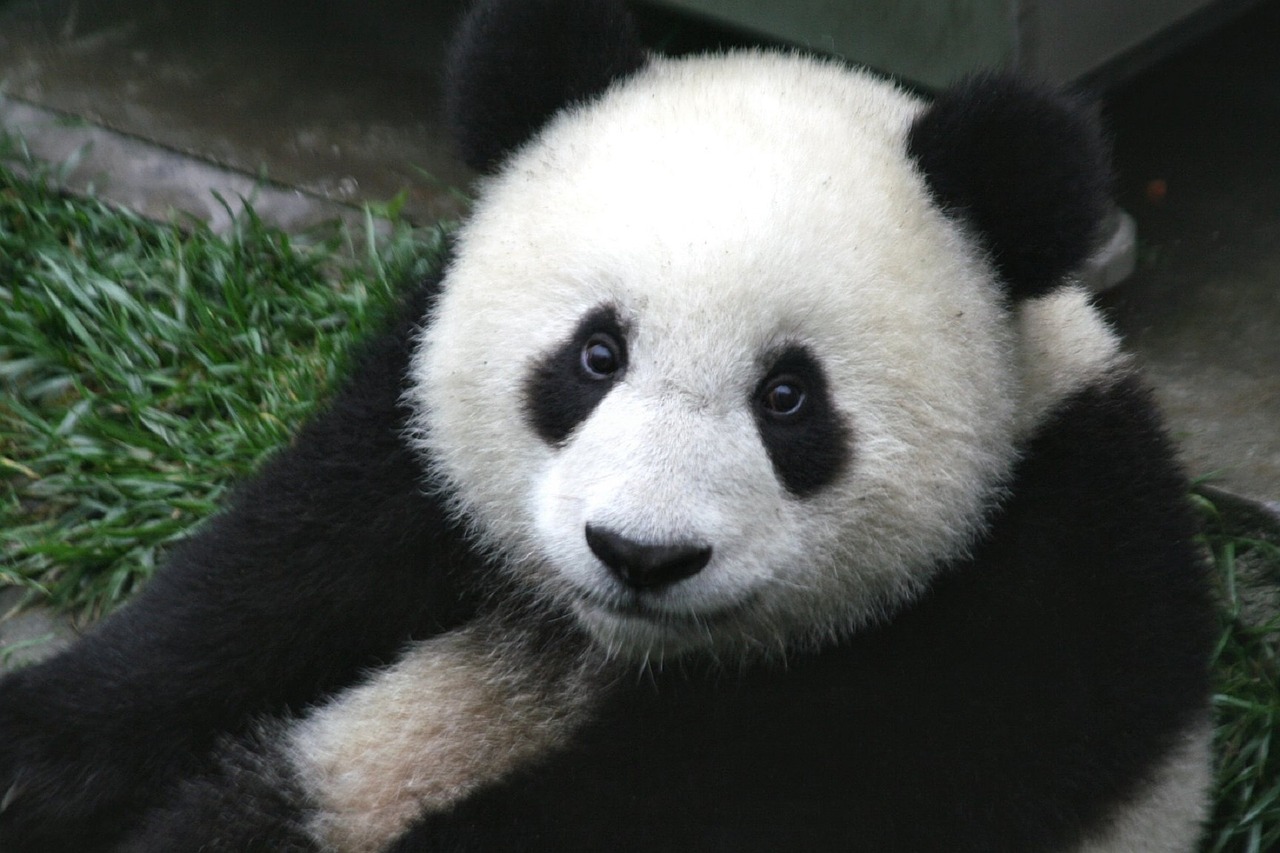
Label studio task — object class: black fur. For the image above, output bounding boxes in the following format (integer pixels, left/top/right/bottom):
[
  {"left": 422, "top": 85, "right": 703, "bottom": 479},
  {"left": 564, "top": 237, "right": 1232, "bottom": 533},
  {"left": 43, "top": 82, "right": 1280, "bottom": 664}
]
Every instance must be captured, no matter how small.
[
  {"left": 446, "top": 0, "right": 647, "bottom": 172},
  {"left": 0, "top": 286, "right": 1212, "bottom": 852},
  {"left": 752, "top": 346, "right": 851, "bottom": 497},
  {"left": 118, "top": 611, "right": 600, "bottom": 852},
  {"left": 908, "top": 74, "right": 1113, "bottom": 299},
  {"left": 119, "top": 725, "right": 319, "bottom": 853},
  {"left": 0, "top": 7, "right": 1207, "bottom": 849},
  {"left": 0, "top": 269, "right": 485, "bottom": 853},
  {"left": 393, "top": 374, "right": 1214, "bottom": 852},
  {"left": 524, "top": 304, "right": 628, "bottom": 445}
]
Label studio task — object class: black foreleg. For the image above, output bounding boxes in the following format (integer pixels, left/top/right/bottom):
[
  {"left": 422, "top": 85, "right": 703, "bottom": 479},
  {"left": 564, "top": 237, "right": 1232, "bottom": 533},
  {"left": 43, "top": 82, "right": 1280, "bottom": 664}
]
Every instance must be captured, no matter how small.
[{"left": 0, "top": 273, "right": 479, "bottom": 851}]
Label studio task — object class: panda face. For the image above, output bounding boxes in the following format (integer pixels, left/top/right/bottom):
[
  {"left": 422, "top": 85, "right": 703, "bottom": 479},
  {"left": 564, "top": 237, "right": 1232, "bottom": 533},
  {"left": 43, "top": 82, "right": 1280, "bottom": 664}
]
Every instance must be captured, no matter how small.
[{"left": 411, "top": 53, "right": 1021, "bottom": 660}]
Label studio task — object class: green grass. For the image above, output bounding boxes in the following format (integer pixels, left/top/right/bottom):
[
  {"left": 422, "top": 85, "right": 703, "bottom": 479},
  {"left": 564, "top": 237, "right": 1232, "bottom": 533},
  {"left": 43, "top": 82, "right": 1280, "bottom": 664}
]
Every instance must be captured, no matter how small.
[
  {"left": 1197, "top": 494, "right": 1280, "bottom": 853},
  {"left": 1, "top": 139, "right": 1278, "bottom": 851},
  {"left": 0, "top": 133, "right": 447, "bottom": 618}
]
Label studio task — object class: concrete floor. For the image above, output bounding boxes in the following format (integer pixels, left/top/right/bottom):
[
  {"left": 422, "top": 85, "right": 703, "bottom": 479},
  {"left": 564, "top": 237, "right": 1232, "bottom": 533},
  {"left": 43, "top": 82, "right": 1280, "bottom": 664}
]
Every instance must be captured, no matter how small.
[
  {"left": 1099, "top": 2, "right": 1280, "bottom": 510},
  {"left": 0, "top": 0, "right": 474, "bottom": 226},
  {"left": 0, "top": 0, "right": 1276, "bottom": 512}
]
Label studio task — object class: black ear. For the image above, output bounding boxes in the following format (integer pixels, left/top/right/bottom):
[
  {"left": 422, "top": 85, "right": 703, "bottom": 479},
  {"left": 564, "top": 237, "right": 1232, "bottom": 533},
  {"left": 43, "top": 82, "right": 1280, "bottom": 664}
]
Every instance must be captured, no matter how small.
[
  {"left": 907, "top": 74, "right": 1112, "bottom": 300},
  {"left": 446, "top": 0, "right": 647, "bottom": 173}
]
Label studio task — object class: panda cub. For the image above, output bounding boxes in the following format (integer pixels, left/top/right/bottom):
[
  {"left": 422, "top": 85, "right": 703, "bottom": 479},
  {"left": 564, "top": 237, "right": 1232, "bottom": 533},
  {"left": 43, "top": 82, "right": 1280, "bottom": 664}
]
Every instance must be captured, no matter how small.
[{"left": 0, "top": 0, "right": 1214, "bottom": 850}]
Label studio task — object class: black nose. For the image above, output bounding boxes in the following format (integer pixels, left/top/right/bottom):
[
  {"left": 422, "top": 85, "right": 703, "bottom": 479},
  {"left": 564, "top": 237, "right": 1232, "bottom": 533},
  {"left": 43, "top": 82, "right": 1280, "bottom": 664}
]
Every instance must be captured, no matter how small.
[{"left": 585, "top": 525, "right": 712, "bottom": 590}]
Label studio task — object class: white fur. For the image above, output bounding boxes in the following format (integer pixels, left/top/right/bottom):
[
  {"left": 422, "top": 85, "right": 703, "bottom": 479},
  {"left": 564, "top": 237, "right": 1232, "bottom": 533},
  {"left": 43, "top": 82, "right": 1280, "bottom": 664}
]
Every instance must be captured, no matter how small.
[
  {"left": 1072, "top": 722, "right": 1214, "bottom": 853},
  {"left": 310, "top": 49, "right": 1178, "bottom": 853},
  {"left": 409, "top": 52, "right": 1026, "bottom": 661},
  {"left": 288, "top": 619, "right": 598, "bottom": 853},
  {"left": 1015, "top": 285, "right": 1130, "bottom": 436}
]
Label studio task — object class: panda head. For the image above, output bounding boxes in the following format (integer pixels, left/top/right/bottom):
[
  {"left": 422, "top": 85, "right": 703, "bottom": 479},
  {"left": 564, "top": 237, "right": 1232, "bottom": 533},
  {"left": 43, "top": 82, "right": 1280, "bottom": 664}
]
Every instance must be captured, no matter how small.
[{"left": 410, "top": 0, "right": 1112, "bottom": 662}]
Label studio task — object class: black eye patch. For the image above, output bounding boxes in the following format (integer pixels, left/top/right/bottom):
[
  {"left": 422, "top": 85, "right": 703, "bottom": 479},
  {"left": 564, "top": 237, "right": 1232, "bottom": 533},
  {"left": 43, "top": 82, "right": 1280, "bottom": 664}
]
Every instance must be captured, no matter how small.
[
  {"left": 752, "top": 346, "right": 851, "bottom": 497},
  {"left": 524, "top": 306, "right": 628, "bottom": 446}
]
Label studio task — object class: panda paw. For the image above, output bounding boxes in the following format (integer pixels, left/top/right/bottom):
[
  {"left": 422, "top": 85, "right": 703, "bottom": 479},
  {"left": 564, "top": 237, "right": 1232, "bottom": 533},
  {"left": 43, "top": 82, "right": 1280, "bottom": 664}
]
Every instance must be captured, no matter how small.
[{"left": 118, "top": 726, "right": 321, "bottom": 853}]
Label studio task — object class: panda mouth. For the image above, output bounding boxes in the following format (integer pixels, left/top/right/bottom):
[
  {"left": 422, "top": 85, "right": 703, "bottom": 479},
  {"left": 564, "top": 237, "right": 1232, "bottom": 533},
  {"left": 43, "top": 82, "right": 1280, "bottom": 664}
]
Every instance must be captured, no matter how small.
[{"left": 577, "top": 589, "right": 757, "bottom": 628}]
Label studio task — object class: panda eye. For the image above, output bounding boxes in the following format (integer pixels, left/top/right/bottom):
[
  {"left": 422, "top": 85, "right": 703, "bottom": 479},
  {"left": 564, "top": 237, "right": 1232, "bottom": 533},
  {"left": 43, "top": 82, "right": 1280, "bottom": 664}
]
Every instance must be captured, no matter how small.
[
  {"left": 580, "top": 333, "right": 622, "bottom": 379},
  {"left": 759, "top": 375, "right": 807, "bottom": 419}
]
